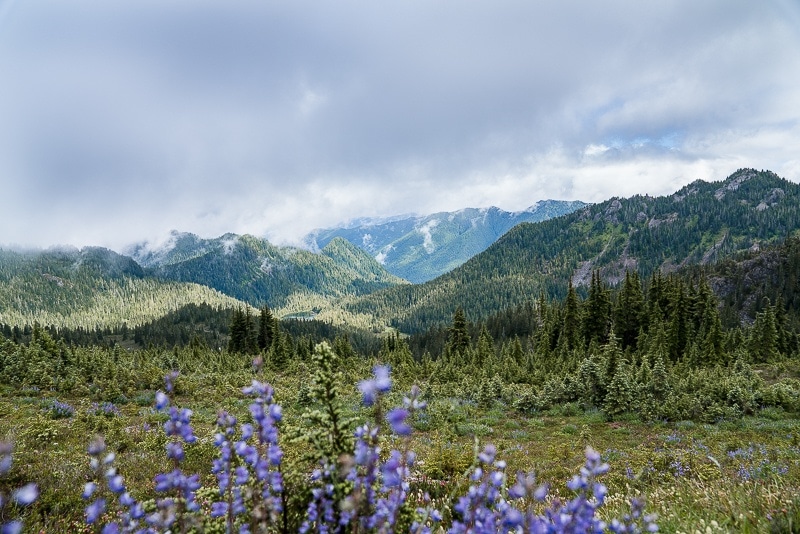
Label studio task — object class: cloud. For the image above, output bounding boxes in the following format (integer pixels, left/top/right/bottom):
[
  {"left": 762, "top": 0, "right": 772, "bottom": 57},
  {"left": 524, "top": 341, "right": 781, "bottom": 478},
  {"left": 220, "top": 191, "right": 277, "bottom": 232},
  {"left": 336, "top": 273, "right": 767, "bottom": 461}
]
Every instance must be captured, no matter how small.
[{"left": 0, "top": 0, "right": 798, "bottom": 250}]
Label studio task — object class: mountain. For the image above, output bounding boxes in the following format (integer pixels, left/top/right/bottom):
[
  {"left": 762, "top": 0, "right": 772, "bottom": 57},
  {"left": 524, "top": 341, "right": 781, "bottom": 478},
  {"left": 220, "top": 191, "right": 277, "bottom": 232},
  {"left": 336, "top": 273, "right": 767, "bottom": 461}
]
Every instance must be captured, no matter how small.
[
  {"left": 129, "top": 232, "right": 407, "bottom": 318},
  {"left": 0, "top": 246, "right": 242, "bottom": 329},
  {"left": 1, "top": 233, "right": 408, "bottom": 330},
  {"left": 703, "top": 235, "right": 800, "bottom": 329},
  {"left": 304, "top": 200, "right": 587, "bottom": 283},
  {"left": 345, "top": 169, "right": 800, "bottom": 333}
]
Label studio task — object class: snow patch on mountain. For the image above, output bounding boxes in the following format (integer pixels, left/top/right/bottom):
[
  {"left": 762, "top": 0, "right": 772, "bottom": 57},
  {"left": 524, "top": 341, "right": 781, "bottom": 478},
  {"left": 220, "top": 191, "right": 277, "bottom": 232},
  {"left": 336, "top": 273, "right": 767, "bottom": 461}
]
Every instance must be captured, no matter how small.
[{"left": 362, "top": 233, "right": 375, "bottom": 251}]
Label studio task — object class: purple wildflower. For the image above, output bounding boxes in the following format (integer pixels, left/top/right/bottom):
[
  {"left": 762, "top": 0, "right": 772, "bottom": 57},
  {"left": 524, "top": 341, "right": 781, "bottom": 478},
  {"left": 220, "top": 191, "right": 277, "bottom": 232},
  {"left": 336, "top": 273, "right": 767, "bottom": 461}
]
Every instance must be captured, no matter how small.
[{"left": 358, "top": 365, "right": 392, "bottom": 406}]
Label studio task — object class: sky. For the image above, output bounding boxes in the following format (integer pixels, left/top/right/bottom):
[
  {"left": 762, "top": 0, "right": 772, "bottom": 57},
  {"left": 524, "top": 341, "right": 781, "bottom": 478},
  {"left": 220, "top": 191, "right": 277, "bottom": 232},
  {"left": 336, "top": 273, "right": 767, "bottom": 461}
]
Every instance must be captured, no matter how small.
[{"left": 1, "top": 1, "right": 799, "bottom": 251}]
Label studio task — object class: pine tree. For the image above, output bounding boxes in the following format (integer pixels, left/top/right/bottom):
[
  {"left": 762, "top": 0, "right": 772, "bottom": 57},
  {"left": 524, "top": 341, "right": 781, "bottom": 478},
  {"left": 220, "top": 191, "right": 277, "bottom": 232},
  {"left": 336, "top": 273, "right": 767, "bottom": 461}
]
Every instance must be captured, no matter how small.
[
  {"left": 474, "top": 326, "right": 494, "bottom": 370},
  {"left": 601, "top": 330, "right": 623, "bottom": 391},
  {"left": 583, "top": 271, "right": 612, "bottom": 346},
  {"left": 700, "top": 309, "right": 725, "bottom": 365},
  {"left": 268, "top": 326, "right": 291, "bottom": 369},
  {"left": 447, "top": 307, "right": 471, "bottom": 359},
  {"left": 614, "top": 271, "right": 645, "bottom": 351},
  {"left": 749, "top": 301, "right": 780, "bottom": 363},
  {"left": 562, "top": 280, "right": 582, "bottom": 352},
  {"left": 604, "top": 360, "right": 633, "bottom": 418},
  {"left": 577, "top": 355, "right": 604, "bottom": 408},
  {"left": 666, "top": 279, "right": 690, "bottom": 361},
  {"left": 257, "top": 305, "right": 274, "bottom": 351},
  {"left": 227, "top": 307, "right": 246, "bottom": 354},
  {"left": 299, "top": 342, "right": 355, "bottom": 463},
  {"left": 244, "top": 307, "right": 258, "bottom": 355}
]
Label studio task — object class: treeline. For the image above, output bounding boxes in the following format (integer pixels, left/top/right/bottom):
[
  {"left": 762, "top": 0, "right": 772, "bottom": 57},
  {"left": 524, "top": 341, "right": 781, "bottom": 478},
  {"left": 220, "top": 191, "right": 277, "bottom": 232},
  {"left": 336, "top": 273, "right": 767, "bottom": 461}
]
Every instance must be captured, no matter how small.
[
  {"left": 0, "top": 302, "right": 382, "bottom": 355},
  {"left": 2, "top": 263, "right": 800, "bottom": 422},
  {"left": 391, "top": 268, "right": 800, "bottom": 422},
  {"left": 409, "top": 270, "right": 798, "bottom": 365}
]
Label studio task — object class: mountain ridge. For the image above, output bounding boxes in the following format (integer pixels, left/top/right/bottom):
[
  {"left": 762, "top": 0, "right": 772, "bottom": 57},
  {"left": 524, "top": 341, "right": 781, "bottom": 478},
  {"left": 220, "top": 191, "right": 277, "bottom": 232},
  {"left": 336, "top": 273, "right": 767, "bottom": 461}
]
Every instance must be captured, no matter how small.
[
  {"left": 343, "top": 168, "right": 800, "bottom": 333},
  {"left": 304, "top": 200, "right": 587, "bottom": 283}
]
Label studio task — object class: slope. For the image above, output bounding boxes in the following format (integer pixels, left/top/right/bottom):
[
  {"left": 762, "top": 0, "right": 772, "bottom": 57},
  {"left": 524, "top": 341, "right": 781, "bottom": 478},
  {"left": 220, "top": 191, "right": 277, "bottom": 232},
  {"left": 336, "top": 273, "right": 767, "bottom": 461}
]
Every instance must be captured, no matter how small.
[
  {"left": 138, "top": 233, "right": 407, "bottom": 314},
  {"left": 0, "top": 246, "right": 243, "bottom": 329},
  {"left": 305, "top": 200, "right": 587, "bottom": 283},
  {"left": 346, "top": 169, "right": 800, "bottom": 333}
]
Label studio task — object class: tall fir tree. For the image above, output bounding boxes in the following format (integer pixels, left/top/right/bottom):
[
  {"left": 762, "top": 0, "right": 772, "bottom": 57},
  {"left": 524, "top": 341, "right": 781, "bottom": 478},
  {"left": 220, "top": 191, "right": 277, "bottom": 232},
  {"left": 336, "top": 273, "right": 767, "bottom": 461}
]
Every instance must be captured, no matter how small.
[
  {"left": 614, "top": 271, "right": 645, "bottom": 351},
  {"left": 257, "top": 305, "right": 275, "bottom": 351},
  {"left": 583, "top": 270, "right": 612, "bottom": 346},
  {"left": 447, "top": 307, "right": 471, "bottom": 359}
]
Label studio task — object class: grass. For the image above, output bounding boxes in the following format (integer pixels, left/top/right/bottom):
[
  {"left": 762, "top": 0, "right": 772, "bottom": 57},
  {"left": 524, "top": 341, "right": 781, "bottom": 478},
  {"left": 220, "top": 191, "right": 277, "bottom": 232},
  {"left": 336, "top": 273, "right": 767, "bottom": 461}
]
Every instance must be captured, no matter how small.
[{"left": 2, "top": 371, "right": 800, "bottom": 532}]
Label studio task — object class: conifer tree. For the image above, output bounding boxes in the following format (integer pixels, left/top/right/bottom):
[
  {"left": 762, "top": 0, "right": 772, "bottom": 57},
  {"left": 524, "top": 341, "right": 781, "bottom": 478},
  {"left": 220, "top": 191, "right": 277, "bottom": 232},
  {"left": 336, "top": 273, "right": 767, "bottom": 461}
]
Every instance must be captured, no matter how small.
[
  {"left": 601, "top": 331, "right": 623, "bottom": 391},
  {"left": 447, "top": 307, "right": 470, "bottom": 359},
  {"left": 700, "top": 309, "right": 725, "bottom": 365},
  {"left": 578, "top": 355, "right": 604, "bottom": 408},
  {"left": 257, "top": 305, "right": 274, "bottom": 351},
  {"left": 244, "top": 307, "right": 258, "bottom": 355},
  {"left": 614, "top": 271, "right": 645, "bottom": 350},
  {"left": 604, "top": 359, "right": 633, "bottom": 417},
  {"left": 298, "top": 342, "right": 354, "bottom": 463},
  {"left": 227, "top": 307, "right": 247, "bottom": 354},
  {"left": 268, "top": 326, "right": 291, "bottom": 369},
  {"left": 749, "top": 301, "right": 780, "bottom": 363},
  {"left": 666, "top": 280, "right": 690, "bottom": 361},
  {"left": 648, "top": 353, "right": 671, "bottom": 403},
  {"left": 583, "top": 271, "right": 612, "bottom": 346},
  {"left": 562, "top": 280, "right": 582, "bottom": 352},
  {"left": 474, "top": 326, "right": 494, "bottom": 370}
]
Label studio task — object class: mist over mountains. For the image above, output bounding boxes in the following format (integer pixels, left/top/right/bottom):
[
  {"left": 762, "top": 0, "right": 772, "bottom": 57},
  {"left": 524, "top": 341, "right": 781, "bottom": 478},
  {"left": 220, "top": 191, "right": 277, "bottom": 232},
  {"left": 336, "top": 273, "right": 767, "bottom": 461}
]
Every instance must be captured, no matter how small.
[{"left": 2, "top": 170, "right": 800, "bottom": 335}]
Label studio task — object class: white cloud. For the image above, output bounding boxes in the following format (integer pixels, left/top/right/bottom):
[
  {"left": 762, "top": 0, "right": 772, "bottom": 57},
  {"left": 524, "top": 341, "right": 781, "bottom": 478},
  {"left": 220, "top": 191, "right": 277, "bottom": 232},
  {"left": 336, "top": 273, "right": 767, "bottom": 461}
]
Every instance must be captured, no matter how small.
[
  {"left": 0, "top": 1, "right": 798, "bottom": 251},
  {"left": 584, "top": 144, "right": 610, "bottom": 157}
]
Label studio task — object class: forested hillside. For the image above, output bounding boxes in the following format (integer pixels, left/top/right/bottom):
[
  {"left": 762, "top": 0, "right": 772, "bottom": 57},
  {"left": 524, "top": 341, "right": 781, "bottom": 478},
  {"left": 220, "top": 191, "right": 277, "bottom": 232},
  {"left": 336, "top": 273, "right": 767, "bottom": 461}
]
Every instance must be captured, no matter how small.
[
  {"left": 0, "top": 247, "right": 242, "bottom": 329},
  {"left": 0, "top": 234, "right": 408, "bottom": 331},
  {"left": 136, "top": 233, "right": 407, "bottom": 310},
  {"left": 348, "top": 169, "right": 800, "bottom": 333}
]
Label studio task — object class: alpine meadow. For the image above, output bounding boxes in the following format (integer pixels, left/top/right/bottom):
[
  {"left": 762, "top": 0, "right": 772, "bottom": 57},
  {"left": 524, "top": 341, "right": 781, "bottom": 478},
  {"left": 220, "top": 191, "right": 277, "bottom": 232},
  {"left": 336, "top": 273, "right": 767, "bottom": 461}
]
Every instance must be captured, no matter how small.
[
  {"left": 1, "top": 169, "right": 800, "bottom": 532},
  {"left": 2, "top": 2, "right": 800, "bottom": 531}
]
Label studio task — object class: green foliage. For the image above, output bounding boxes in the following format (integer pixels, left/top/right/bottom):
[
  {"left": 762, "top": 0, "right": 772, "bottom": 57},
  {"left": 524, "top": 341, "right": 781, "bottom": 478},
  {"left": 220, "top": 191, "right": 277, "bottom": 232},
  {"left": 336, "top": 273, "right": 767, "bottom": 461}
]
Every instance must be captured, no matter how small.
[
  {"left": 347, "top": 169, "right": 800, "bottom": 334},
  {"left": 0, "top": 247, "right": 242, "bottom": 330},
  {"left": 148, "top": 233, "right": 406, "bottom": 311},
  {"left": 295, "top": 342, "right": 355, "bottom": 464}
]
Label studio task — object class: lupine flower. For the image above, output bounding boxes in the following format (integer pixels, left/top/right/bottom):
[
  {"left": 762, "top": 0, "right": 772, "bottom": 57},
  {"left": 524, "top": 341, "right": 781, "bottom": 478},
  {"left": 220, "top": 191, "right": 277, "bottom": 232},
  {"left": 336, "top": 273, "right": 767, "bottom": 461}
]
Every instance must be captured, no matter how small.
[
  {"left": 11, "top": 484, "right": 38, "bottom": 506},
  {"left": 0, "top": 443, "right": 37, "bottom": 534},
  {"left": 155, "top": 391, "right": 169, "bottom": 410},
  {"left": 0, "top": 443, "right": 12, "bottom": 475},
  {"left": 386, "top": 408, "right": 411, "bottom": 436},
  {"left": 47, "top": 399, "right": 75, "bottom": 419},
  {"left": 241, "top": 380, "right": 285, "bottom": 526},
  {"left": 85, "top": 498, "right": 106, "bottom": 524},
  {"left": 358, "top": 365, "right": 392, "bottom": 406},
  {"left": 61, "top": 371, "right": 657, "bottom": 534}
]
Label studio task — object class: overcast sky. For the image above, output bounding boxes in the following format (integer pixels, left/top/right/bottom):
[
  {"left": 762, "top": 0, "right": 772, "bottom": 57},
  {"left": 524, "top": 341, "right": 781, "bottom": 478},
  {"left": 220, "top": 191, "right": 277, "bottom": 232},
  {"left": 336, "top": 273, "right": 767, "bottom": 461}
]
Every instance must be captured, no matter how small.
[{"left": 1, "top": 1, "right": 799, "bottom": 251}]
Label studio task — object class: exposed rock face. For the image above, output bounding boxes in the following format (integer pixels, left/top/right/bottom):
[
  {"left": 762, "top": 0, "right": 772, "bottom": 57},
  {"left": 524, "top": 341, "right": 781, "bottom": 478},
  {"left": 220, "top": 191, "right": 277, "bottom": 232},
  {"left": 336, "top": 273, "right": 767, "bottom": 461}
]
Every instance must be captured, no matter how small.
[
  {"left": 648, "top": 213, "right": 678, "bottom": 228},
  {"left": 757, "top": 188, "right": 786, "bottom": 211},
  {"left": 714, "top": 168, "right": 757, "bottom": 200},
  {"left": 708, "top": 247, "right": 781, "bottom": 324}
]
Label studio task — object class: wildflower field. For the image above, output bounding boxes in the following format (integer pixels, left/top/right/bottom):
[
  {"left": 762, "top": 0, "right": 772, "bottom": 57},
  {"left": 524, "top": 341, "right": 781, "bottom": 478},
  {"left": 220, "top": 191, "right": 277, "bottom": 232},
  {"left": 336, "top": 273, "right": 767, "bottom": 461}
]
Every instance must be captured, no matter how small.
[{"left": 1, "top": 342, "right": 799, "bottom": 533}]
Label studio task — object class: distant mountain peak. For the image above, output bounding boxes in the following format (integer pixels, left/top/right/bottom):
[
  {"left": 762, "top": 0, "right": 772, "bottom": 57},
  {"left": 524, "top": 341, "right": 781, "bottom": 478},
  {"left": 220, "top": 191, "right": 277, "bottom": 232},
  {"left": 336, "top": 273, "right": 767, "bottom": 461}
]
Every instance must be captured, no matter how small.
[{"left": 305, "top": 200, "right": 587, "bottom": 283}]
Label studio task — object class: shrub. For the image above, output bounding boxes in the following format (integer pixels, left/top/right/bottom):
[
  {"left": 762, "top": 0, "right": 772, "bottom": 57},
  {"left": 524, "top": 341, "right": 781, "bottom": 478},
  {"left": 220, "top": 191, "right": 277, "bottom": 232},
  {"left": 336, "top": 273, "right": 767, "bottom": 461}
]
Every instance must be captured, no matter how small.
[
  {"left": 7, "top": 343, "right": 661, "bottom": 533},
  {"left": 46, "top": 399, "right": 75, "bottom": 420}
]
